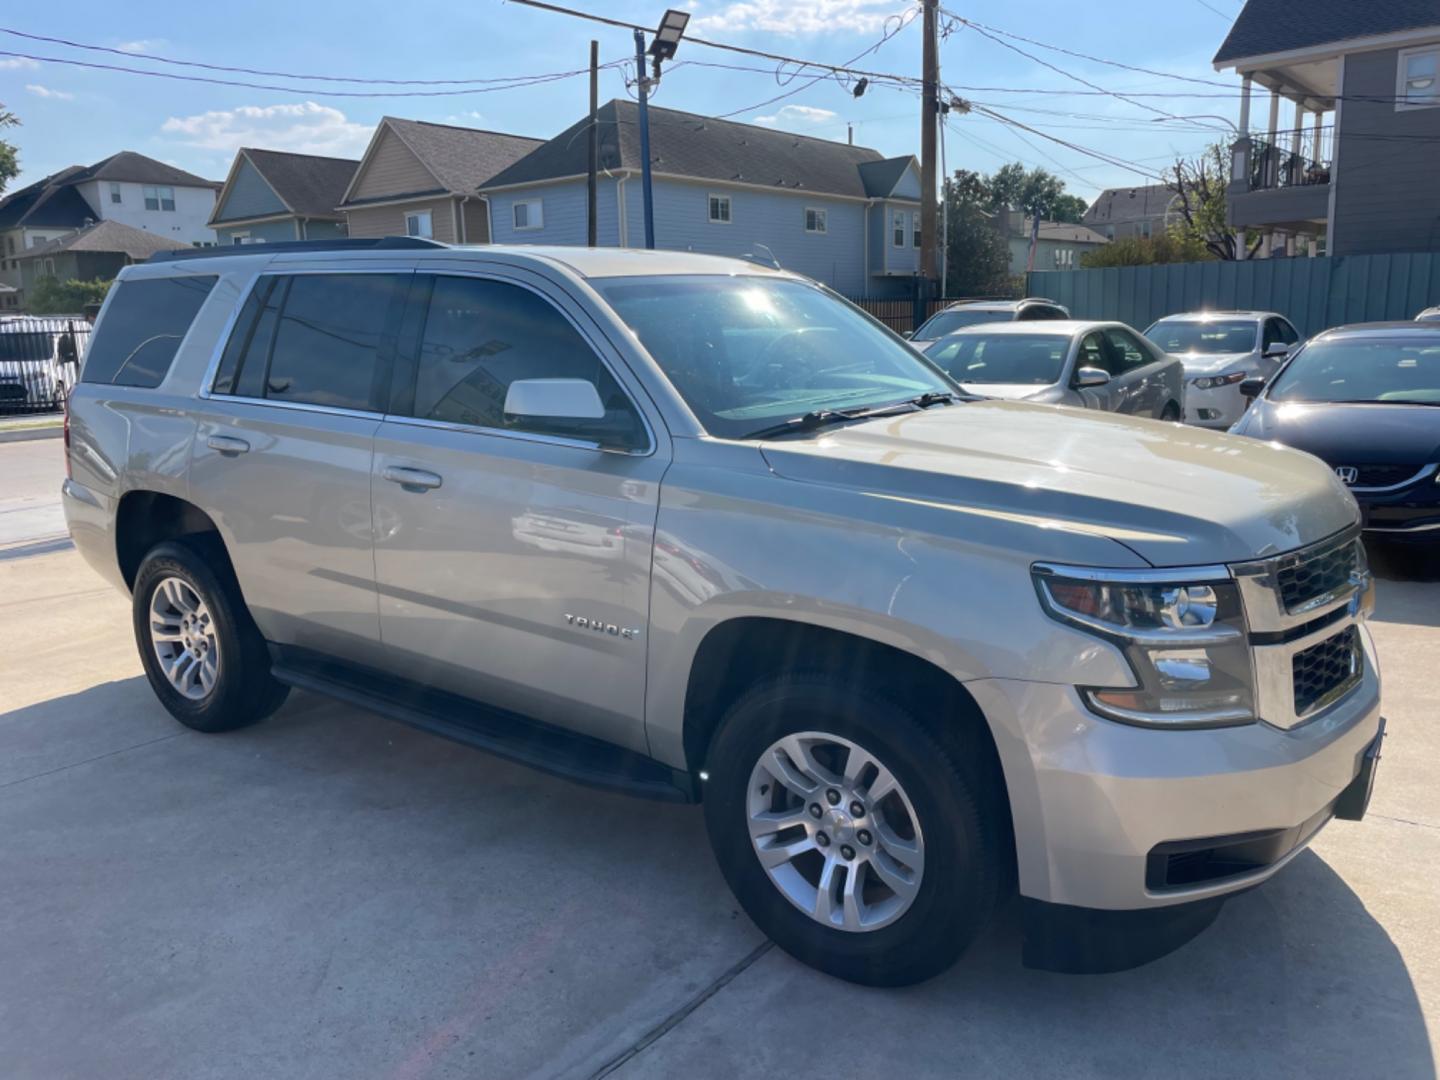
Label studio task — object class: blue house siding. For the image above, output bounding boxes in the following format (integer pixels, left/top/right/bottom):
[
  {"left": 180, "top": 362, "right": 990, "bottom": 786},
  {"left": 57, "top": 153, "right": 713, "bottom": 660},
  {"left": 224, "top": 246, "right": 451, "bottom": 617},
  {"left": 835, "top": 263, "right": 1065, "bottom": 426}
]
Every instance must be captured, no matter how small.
[{"left": 213, "top": 158, "right": 287, "bottom": 223}]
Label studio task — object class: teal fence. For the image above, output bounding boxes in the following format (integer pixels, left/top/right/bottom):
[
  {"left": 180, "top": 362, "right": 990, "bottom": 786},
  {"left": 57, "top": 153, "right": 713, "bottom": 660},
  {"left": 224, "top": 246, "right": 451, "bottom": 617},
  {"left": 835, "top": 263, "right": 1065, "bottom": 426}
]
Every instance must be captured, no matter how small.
[{"left": 1027, "top": 253, "right": 1440, "bottom": 338}]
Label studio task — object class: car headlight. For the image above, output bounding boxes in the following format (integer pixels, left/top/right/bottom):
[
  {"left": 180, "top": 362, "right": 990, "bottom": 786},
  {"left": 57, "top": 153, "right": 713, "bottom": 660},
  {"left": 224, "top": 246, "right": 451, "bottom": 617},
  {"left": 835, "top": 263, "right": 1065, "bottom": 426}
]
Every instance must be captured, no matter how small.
[
  {"left": 1191, "top": 371, "right": 1248, "bottom": 390},
  {"left": 1033, "top": 565, "right": 1255, "bottom": 728}
]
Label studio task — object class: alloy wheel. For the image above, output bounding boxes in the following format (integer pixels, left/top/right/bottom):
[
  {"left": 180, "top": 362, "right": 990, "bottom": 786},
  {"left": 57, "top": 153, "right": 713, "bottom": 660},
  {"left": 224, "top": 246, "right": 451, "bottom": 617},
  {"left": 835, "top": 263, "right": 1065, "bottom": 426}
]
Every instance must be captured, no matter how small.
[{"left": 148, "top": 576, "right": 220, "bottom": 700}]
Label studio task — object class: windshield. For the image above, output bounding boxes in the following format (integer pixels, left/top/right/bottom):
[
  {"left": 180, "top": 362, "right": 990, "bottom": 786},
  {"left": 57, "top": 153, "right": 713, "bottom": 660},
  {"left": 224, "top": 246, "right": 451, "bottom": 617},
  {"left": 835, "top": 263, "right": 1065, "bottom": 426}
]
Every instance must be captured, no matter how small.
[
  {"left": 914, "top": 308, "right": 1013, "bottom": 338},
  {"left": 596, "top": 276, "right": 954, "bottom": 438},
  {"left": 1144, "top": 319, "right": 1257, "bottom": 355},
  {"left": 1268, "top": 338, "right": 1440, "bottom": 404},
  {"left": 924, "top": 333, "right": 1068, "bottom": 385}
]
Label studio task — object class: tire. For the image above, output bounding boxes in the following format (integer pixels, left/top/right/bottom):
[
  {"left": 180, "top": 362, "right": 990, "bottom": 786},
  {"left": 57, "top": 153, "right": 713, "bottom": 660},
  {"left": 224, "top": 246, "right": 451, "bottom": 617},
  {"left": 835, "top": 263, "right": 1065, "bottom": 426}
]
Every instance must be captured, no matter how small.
[
  {"left": 702, "top": 674, "right": 1007, "bottom": 986},
  {"left": 1160, "top": 401, "right": 1181, "bottom": 422},
  {"left": 132, "top": 538, "right": 289, "bottom": 733}
]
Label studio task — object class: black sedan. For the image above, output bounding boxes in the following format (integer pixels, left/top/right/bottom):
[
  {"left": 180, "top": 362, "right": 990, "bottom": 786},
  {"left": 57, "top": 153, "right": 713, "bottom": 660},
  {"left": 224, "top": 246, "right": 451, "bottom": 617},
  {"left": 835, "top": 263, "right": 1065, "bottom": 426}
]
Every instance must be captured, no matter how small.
[{"left": 1230, "top": 322, "right": 1440, "bottom": 544}]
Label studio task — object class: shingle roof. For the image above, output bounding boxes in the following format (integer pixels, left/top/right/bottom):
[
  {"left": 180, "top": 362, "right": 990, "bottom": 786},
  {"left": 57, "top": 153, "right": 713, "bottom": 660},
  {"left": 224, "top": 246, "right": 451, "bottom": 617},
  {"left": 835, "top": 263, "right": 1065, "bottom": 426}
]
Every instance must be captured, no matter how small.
[
  {"left": 382, "top": 118, "right": 544, "bottom": 195},
  {"left": 0, "top": 167, "right": 91, "bottom": 229},
  {"left": 1214, "top": 0, "right": 1440, "bottom": 64},
  {"left": 69, "top": 151, "right": 220, "bottom": 189},
  {"left": 1082, "top": 184, "right": 1178, "bottom": 227},
  {"left": 16, "top": 219, "right": 186, "bottom": 261},
  {"left": 483, "top": 100, "right": 913, "bottom": 200},
  {"left": 234, "top": 148, "right": 359, "bottom": 220}
]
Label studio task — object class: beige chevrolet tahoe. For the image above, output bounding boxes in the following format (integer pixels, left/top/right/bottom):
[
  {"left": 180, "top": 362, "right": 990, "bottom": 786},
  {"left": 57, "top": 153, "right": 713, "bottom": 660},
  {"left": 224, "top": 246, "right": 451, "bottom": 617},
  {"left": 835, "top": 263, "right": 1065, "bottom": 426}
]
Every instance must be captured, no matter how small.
[{"left": 62, "top": 240, "right": 1384, "bottom": 986}]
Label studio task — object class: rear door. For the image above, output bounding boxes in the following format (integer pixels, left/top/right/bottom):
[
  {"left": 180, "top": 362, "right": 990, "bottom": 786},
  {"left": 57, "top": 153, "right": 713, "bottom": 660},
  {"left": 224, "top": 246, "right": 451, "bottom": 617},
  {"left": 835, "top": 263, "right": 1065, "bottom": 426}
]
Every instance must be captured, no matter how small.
[
  {"left": 189, "top": 268, "right": 411, "bottom": 665},
  {"left": 368, "top": 266, "right": 668, "bottom": 753}
]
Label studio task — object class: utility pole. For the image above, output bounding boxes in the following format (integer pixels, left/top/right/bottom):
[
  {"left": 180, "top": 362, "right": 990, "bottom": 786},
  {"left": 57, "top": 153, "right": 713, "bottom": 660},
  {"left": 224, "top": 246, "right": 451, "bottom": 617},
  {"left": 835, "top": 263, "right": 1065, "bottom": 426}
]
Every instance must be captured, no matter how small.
[
  {"left": 634, "top": 29, "right": 657, "bottom": 250},
  {"left": 587, "top": 39, "right": 599, "bottom": 247},
  {"left": 919, "top": 0, "right": 940, "bottom": 292}
]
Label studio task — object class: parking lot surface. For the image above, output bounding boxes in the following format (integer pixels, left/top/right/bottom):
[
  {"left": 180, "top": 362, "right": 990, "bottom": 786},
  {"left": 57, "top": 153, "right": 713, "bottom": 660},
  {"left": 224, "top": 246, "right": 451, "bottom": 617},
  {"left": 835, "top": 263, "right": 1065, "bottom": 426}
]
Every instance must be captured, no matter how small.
[{"left": 1, "top": 438, "right": 1437, "bottom": 1079}]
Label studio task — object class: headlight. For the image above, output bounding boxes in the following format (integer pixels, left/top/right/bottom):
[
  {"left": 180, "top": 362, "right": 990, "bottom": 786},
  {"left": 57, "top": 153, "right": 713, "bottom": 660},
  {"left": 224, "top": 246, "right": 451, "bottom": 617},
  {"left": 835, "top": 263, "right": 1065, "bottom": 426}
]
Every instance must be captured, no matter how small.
[
  {"left": 1191, "top": 371, "right": 1248, "bottom": 390},
  {"left": 1033, "top": 565, "right": 1255, "bottom": 728}
]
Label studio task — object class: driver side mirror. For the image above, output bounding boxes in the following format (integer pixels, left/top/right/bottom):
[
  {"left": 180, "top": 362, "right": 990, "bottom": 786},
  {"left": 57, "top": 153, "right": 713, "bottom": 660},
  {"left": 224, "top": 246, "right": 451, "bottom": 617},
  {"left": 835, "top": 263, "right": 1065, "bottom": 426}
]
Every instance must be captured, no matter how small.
[
  {"left": 1073, "top": 366, "right": 1110, "bottom": 389},
  {"left": 503, "top": 378, "right": 643, "bottom": 452},
  {"left": 1262, "top": 344, "right": 1290, "bottom": 359},
  {"left": 901, "top": 330, "right": 914, "bottom": 340},
  {"left": 1239, "top": 377, "right": 1266, "bottom": 399}
]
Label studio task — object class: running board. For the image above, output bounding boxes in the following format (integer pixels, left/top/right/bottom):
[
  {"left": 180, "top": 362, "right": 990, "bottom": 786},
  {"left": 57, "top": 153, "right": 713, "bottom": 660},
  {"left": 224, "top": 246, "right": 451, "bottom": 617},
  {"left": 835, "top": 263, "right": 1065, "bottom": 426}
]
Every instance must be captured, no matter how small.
[{"left": 269, "top": 648, "right": 696, "bottom": 804}]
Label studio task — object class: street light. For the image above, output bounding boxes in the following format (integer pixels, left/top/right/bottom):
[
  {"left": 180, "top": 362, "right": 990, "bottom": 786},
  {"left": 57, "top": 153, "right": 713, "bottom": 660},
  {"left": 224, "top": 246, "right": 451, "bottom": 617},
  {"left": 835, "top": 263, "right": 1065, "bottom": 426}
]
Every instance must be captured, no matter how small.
[{"left": 648, "top": 9, "right": 690, "bottom": 68}]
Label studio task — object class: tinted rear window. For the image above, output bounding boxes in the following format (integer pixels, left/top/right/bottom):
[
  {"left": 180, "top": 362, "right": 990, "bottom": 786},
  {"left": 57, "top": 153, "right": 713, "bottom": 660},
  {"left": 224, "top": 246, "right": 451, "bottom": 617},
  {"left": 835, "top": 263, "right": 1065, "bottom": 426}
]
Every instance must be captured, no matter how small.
[{"left": 82, "top": 276, "right": 217, "bottom": 388}]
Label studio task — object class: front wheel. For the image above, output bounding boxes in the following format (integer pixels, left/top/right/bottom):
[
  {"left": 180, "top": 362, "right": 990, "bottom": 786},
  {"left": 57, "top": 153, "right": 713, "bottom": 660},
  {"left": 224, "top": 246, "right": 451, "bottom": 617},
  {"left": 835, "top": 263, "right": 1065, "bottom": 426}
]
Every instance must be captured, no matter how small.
[
  {"left": 1160, "top": 401, "right": 1181, "bottom": 422},
  {"left": 702, "top": 675, "right": 1006, "bottom": 986}
]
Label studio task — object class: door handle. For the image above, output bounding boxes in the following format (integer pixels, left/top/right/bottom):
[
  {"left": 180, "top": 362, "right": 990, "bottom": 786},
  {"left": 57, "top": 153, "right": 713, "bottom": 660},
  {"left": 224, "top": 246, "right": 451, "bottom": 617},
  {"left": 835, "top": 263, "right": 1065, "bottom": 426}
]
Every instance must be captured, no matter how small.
[
  {"left": 382, "top": 465, "right": 442, "bottom": 491},
  {"left": 206, "top": 435, "right": 250, "bottom": 456}
]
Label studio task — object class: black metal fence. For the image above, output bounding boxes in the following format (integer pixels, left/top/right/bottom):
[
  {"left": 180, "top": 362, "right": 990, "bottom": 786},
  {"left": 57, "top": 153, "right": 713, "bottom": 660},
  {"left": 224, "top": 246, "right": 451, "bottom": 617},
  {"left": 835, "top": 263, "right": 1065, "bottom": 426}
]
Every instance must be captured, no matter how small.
[{"left": 0, "top": 316, "right": 90, "bottom": 415}]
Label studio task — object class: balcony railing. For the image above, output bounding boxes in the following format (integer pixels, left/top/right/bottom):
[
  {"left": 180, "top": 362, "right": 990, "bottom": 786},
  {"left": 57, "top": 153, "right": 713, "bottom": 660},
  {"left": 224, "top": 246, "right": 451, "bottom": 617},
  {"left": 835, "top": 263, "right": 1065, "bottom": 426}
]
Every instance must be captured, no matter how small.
[{"left": 1247, "top": 125, "right": 1334, "bottom": 191}]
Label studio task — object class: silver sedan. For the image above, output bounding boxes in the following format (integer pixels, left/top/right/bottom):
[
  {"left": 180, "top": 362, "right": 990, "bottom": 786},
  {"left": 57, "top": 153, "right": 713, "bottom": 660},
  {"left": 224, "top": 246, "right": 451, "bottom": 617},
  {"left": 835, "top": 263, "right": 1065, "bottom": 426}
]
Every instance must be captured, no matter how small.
[{"left": 921, "top": 320, "right": 1186, "bottom": 420}]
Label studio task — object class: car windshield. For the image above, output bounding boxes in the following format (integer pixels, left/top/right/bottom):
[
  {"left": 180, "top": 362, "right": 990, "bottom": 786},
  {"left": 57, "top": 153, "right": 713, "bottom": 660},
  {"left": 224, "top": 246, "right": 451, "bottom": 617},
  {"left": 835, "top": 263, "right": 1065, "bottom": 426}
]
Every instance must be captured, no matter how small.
[
  {"left": 595, "top": 276, "right": 955, "bottom": 438},
  {"left": 914, "top": 308, "right": 1013, "bottom": 338},
  {"left": 1267, "top": 337, "right": 1440, "bottom": 404},
  {"left": 924, "top": 333, "right": 1068, "bottom": 385},
  {"left": 1145, "top": 319, "right": 1257, "bottom": 354}
]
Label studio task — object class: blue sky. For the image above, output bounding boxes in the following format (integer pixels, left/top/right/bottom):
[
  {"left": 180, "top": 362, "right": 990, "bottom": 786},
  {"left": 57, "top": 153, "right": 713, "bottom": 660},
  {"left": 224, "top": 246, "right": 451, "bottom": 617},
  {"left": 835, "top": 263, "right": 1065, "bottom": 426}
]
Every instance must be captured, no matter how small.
[{"left": 1, "top": 0, "right": 1247, "bottom": 203}]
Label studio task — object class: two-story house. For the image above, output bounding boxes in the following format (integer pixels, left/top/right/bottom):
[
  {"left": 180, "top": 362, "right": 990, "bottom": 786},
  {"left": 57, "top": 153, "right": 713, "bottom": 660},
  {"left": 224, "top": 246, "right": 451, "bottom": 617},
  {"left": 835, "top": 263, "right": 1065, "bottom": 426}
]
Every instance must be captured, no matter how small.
[
  {"left": 479, "top": 100, "right": 924, "bottom": 297},
  {"left": 210, "top": 148, "right": 358, "bottom": 245},
  {"left": 1215, "top": 0, "right": 1440, "bottom": 257},
  {"left": 337, "top": 117, "right": 542, "bottom": 243},
  {"left": 0, "top": 152, "right": 219, "bottom": 308},
  {"left": 1082, "top": 184, "right": 1181, "bottom": 242}
]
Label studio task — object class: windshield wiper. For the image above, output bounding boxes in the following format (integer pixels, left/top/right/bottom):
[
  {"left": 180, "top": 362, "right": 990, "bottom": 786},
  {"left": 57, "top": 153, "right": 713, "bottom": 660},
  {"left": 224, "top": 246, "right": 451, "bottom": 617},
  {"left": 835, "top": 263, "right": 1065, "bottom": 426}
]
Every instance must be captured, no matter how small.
[{"left": 740, "top": 392, "right": 961, "bottom": 440}]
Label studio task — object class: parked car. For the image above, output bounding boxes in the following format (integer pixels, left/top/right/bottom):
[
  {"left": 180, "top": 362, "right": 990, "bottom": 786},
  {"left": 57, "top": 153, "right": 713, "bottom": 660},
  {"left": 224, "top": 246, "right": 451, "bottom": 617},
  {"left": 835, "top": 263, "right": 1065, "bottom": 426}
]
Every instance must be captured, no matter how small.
[
  {"left": 1231, "top": 321, "right": 1440, "bottom": 544},
  {"left": 0, "top": 314, "right": 86, "bottom": 411},
  {"left": 64, "top": 240, "right": 1383, "bottom": 987},
  {"left": 1417, "top": 306, "right": 1440, "bottom": 322},
  {"left": 1143, "top": 311, "right": 1301, "bottom": 429},
  {"left": 922, "top": 321, "right": 1184, "bottom": 420},
  {"left": 909, "top": 297, "right": 1070, "bottom": 345}
]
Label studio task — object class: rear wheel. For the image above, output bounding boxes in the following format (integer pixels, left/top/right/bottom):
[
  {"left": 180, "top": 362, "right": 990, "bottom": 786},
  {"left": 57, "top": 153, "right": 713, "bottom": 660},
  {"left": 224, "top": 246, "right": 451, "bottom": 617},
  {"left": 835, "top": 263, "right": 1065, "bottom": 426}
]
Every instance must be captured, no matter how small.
[
  {"left": 702, "top": 674, "right": 1006, "bottom": 986},
  {"left": 132, "top": 540, "right": 288, "bottom": 733}
]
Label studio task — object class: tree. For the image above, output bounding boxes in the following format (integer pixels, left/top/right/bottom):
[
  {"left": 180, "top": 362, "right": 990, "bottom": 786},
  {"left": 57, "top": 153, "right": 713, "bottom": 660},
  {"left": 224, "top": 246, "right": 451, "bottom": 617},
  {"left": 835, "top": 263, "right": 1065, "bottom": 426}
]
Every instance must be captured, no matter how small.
[
  {"left": 941, "top": 169, "right": 1015, "bottom": 298},
  {"left": 987, "top": 164, "right": 1067, "bottom": 272},
  {"left": 1050, "top": 193, "right": 1088, "bottom": 225},
  {"left": 0, "top": 103, "right": 19, "bottom": 196},
  {"left": 1167, "top": 143, "right": 1260, "bottom": 260},
  {"left": 27, "top": 276, "right": 114, "bottom": 315},
  {"left": 1079, "top": 232, "right": 1212, "bottom": 268}
]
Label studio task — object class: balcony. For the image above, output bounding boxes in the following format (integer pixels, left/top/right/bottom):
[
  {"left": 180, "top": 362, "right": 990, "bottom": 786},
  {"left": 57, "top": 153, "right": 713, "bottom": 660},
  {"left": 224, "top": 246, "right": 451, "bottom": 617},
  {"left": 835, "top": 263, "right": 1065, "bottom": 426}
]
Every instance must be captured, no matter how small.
[
  {"left": 1248, "top": 125, "right": 1334, "bottom": 191},
  {"left": 1227, "top": 126, "right": 1333, "bottom": 235}
]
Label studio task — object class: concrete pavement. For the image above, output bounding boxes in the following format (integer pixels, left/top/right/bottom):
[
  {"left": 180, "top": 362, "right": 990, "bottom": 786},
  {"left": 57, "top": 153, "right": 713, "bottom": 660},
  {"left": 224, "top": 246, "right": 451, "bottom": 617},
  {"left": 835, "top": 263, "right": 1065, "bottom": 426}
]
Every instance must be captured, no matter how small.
[{"left": 1, "top": 441, "right": 1436, "bottom": 1079}]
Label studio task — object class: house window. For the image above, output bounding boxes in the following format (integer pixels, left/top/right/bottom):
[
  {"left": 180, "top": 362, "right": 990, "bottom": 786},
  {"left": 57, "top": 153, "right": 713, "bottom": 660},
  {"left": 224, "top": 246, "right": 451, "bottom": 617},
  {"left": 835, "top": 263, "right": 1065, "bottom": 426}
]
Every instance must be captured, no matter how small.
[
  {"left": 405, "top": 210, "right": 434, "bottom": 239},
  {"left": 912, "top": 212, "right": 921, "bottom": 248},
  {"left": 804, "top": 207, "right": 827, "bottom": 234},
  {"left": 1053, "top": 248, "right": 1074, "bottom": 268},
  {"left": 1398, "top": 46, "right": 1439, "bottom": 109},
  {"left": 708, "top": 194, "right": 732, "bottom": 224},
  {"left": 144, "top": 185, "right": 176, "bottom": 212},
  {"left": 109, "top": 182, "right": 122, "bottom": 205},
  {"left": 512, "top": 199, "right": 543, "bottom": 231},
  {"left": 44, "top": 258, "right": 56, "bottom": 278},
  {"left": 892, "top": 210, "right": 906, "bottom": 247}
]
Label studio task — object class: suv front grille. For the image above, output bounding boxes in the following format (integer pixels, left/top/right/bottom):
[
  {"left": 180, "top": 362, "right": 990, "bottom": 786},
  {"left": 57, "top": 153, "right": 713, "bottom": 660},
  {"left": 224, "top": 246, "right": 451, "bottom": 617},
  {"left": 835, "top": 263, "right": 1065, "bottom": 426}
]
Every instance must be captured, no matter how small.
[
  {"left": 1292, "top": 626, "right": 1360, "bottom": 715},
  {"left": 1275, "top": 539, "right": 1360, "bottom": 614},
  {"left": 1337, "top": 464, "right": 1422, "bottom": 488}
]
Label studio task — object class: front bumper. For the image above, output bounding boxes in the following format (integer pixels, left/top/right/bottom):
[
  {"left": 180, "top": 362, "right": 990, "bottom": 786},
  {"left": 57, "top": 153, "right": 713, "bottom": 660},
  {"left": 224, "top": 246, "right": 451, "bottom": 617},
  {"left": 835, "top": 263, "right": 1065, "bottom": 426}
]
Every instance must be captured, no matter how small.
[
  {"left": 967, "top": 621, "right": 1382, "bottom": 913},
  {"left": 1184, "top": 382, "right": 1249, "bottom": 428}
]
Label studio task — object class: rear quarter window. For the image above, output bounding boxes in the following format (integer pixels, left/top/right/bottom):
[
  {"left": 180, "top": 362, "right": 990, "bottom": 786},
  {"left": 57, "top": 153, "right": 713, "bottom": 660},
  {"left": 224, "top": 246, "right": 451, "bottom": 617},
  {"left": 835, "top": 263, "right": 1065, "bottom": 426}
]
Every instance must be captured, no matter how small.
[{"left": 82, "top": 275, "right": 218, "bottom": 388}]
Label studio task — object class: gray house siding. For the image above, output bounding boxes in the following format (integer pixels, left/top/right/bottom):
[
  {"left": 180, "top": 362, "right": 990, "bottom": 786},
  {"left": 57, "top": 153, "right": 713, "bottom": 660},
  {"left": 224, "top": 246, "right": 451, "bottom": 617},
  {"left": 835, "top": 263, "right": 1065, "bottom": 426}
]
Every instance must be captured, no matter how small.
[
  {"left": 216, "top": 218, "right": 298, "bottom": 245},
  {"left": 882, "top": 202, "right": 920, "bottom": 276},
  {"left": 1331, "top": 44, "right": 1440, "bottom": 256},
  {"left": 214, "top": 159, "right": 287, "bottom": 223}
]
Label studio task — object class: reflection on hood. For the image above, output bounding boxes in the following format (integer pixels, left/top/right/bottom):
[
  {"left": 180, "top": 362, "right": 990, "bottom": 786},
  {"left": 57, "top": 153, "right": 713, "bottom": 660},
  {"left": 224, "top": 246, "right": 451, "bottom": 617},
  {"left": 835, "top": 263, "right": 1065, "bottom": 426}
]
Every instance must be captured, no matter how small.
[{"left": 1175, "top": 351, "right": 1254, "bottom": 374}]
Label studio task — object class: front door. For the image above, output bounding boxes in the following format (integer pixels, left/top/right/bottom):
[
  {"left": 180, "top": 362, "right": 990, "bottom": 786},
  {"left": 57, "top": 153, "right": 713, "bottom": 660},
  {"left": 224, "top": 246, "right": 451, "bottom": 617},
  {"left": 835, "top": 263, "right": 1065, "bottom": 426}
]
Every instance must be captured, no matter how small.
[
  {"left": 1101, "top": 326, "right": 1164, "bottom": 416},
  {"left": 370, "top": 269, "right": 667, "bottom": 753},
  {"left": 1074, "top": 331, "right": 1120, "bottom": 411},
  {"left": 189, "top": 269, "right": 410, "bottom": 665}
]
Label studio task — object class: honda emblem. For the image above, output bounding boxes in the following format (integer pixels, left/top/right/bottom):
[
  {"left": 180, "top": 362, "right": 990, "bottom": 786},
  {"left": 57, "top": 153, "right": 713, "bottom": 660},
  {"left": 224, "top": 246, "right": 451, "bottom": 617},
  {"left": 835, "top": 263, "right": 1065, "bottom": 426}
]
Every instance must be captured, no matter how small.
[{"left": 1335, "top": 466, "right": 1359, "bottom": 485}]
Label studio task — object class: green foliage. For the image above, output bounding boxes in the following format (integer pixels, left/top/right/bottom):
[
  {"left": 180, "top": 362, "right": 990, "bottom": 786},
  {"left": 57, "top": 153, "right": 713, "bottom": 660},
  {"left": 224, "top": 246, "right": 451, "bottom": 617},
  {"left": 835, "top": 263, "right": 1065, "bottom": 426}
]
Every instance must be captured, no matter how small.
[
  {"left": 1167, "top": 144, "right": 1259, "bottom": 261},
  {"left": 941, "top": 170, "right": 1015, "bottom": 297},
  {"left": 1079, "top": 231, "right": 1213, "bottom": 268},
  {"left": 1050, "top": 193, "right": 1088, "bottom": 224},
  {"left": 0, "top": 103, "right": 19, "bottom": 197},
  {"left": 987, "top": 163, "right": 1066, "bottom": 221},
  {"left": 27, "top": 276, "right": 114, "bottom": 315}
]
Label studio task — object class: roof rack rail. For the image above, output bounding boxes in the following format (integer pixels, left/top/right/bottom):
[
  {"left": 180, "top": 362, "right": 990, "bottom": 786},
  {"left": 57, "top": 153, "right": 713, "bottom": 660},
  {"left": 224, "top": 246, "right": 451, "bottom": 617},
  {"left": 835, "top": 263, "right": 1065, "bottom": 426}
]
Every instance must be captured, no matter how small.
[{"left": 146, "top": 236, "right": 449, "bottom": 264}]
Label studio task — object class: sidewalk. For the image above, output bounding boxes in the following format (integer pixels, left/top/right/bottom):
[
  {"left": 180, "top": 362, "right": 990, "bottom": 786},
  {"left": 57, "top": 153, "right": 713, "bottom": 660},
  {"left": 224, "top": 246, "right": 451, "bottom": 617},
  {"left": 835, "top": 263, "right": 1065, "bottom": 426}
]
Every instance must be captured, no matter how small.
[{"left": 0, "top": 412, "right": 63, "bottom": 443}]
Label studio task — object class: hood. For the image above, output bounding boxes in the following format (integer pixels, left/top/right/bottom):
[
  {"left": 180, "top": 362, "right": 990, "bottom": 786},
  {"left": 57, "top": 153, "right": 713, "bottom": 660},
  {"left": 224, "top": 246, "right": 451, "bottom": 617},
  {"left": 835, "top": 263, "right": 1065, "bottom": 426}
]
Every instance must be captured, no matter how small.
[
  {"left": 1237, "top": 399, "right": 1440, "bottom": 465},
  {"left": 760, "top": 401, "right": 1358, "bottom": 566},
  {"left": 1176, "top": 351, "right": 1253, "bottom": 375},
  {"left": 958, "top": 382, "right": 1050, "bottom": 401}
]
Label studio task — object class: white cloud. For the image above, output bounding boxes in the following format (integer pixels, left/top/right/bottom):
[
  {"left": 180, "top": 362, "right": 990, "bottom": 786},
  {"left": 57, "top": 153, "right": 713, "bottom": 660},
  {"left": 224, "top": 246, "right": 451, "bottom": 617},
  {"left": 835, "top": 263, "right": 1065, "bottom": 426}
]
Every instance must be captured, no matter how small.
[
  {"left": 116, "top": 39, "right": 165, "bottom": 53},
  {"left": 443, "top": 110, "right": 488, "bottom": 125},
  {"left": 161, "top": 101, "right": 372, "bottom": 157},
  {"left": 25, "top": 84, "right": 75, "bottom": 100},
  {"left": 691, "top": 0, "right": 905, "bottom": 34},
  {"left": 0, "top": 57, "right": 41, "bottom": 70},
  {"left": 753, "top": 104, "right": 839, "bottom": 128}
]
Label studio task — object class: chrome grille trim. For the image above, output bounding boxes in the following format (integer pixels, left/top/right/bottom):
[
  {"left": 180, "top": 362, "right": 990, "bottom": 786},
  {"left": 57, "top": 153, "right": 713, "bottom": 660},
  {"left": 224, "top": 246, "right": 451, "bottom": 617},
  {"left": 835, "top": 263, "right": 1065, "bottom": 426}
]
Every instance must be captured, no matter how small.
[{"left": 1231, "top": 526, "right": 1368, "bottom": 635}]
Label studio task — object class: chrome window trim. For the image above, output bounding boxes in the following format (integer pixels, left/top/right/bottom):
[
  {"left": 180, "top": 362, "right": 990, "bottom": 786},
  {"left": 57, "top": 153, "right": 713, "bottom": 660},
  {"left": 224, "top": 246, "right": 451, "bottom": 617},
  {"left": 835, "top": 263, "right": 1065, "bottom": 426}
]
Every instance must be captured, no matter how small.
[
  {"left": 1349, "top": 462, "right": 1438, "bottom": 493},
  {"left": 1032, "top": 562, "right": 1231, "bottom": 584},
  {"left": 198, "top": 393, "right": 387, "bottom": 423},
  {"left": 1230, "top": 525, "right": 1366, "bottom": 634}
]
